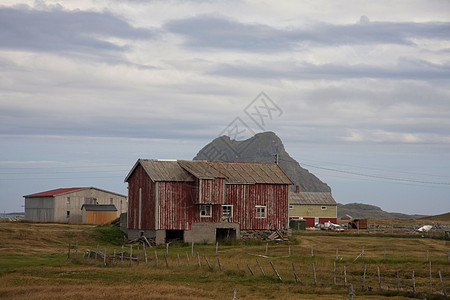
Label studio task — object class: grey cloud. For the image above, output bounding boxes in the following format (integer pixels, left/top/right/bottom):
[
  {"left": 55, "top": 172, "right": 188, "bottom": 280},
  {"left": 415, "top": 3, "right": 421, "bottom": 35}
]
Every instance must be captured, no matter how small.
[
  {"left": 211, "top": 59, "right": 450, "bottom": 80},
  {"left": 0, "top": 5, "right": 155, "bottom": 55},
  {"left": 165, "top": 15, "right": 450, "bottom": 51}
]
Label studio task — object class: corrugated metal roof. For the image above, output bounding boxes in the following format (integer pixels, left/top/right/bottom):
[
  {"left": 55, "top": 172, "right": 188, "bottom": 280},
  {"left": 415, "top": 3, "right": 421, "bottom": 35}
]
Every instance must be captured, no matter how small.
[
  {"left": 289, "top": 192, "right": 337, "bottom": 205},
  {"left": 81, "top": 204, "right": 117, "bottom": 211},
  {"left": 24, "top": 187, "right": 86, "bottom": 198},
  {"left": 138, "top": 159, "right": 194, "bottom": 182},
  {"left": 125, "top": 159, "right": 293, "bottom": 184},
  {"left": 209, "top": 161, "right": 293, "bottom": 184},
  {"left": 178, "top": 160, "right": 225, "bottom": 179}
]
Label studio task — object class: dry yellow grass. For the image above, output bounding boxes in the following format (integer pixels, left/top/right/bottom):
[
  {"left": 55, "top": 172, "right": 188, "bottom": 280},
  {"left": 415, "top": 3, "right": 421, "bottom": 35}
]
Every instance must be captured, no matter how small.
[{"left": 0, "top": 221, "right": 448, "bottom": 299}]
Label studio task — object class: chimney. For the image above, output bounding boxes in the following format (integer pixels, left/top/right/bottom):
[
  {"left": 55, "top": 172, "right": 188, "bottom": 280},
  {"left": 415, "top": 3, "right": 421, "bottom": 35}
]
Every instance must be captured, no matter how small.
[{"left": 296, "top": 185, "right": 299, "bottom": 193}]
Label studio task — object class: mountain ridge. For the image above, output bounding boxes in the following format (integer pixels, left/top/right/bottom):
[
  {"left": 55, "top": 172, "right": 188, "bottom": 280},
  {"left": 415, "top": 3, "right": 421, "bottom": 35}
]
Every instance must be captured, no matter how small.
[{"left": 193, "top": 131, "right": 331, "bottom": 192}]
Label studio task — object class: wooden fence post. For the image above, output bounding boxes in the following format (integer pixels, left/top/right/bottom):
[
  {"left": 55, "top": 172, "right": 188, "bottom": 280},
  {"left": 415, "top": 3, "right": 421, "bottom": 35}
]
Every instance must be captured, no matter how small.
[
  {"left": 217, "top": 257, "right": 222, "bottom": 271},
  {"left": 137, "top": 246, "right": 140, "bottom": 265},
  {"left": 144, "top": 244, "right": 148, "bottom": 264},
  {"left": 344, "top": 266, "right": 347, "bottom": 286},
  {"left": 384, "top": 248, "right": 386, "bottom": 260},
  {"left": 191, "top": 242, "right": 194, "bottom": 256},
  {"left": 333, "top": 261, "right": 336, "bottom": 285},
  {"left": 439, "top": 269, "right": 447, "bottom": 297},
  {"left": 412, "top": 270, "right": 416, "bottom": 295},
  {"left": 396, "top": 271, "right": 400, "bottom": 292},
  {"left": 95, "top": 242, "right": 99, "bottom": 264},
  {"left": 426, "top": 249, "right": 429, "bottom": 261},
  {"left": 362, "top": 246, "right": 364, "bottom": 257},
  {"left": 288, "top": 241, "right": 291, "bottom": 257},
  {"left": 121, "top": 245, "right": 124, "bottom": 265},
  {"left": 155, "top": 250, "right": 158, "bottom": 267},
  {"left": 129, "top": 245, "right": 132, "bottom": 266},
  {"left": 177, "top": 253, "right": 181, "bottom": 267},
  {"left": 166, "top": 243, "right": 169, "bottom": 255},
  {"left": 216, "top": 242, "right": 218, "bottom": 255},
  {"left": 75, "top": 241, "right": 78, "bottom": 259},
  {"left": 164, "top": 252, "right": 169, "bottom": 268},
  {"left": 349, "top": 283, "right": 354, "bottom": 300},
  {"left": 377, "top": 266, "right": 381, "bottom": 290},
  {"left": 205, "top": 256, "right": 212, "bottom": 270},
  {"left": 429, "top": 261, "right": 432, "bottom": 294},
  {"left": 245, "top": 261, "right": 254, "bottom": 276},
  {"left": 336, "top": 248, "right": 338, "bottom": 260},
  {"left": 362, "top": 263, "right": 366, "bottom": 291},
  {"left": 312, "top": 263, "right": 317, "bottom": 285},
  {"left": 186, "top": 252, "right": 190, "bottom": 266},
  {"left": 104, "top": 248, "right": 107, "bottom": 266},
  {"left": 67, "top": 242, "right": 71, "bottom": 260},
  {"left": 197, "top": 252, "right": 201, "bottom": 267},
  {"left": 233, "top": 288, "right": 236, "bottom": 300},
  {"left": 113, "top": 249, "right": 116, "bottom": 265},
  {"left": 292, "top": 263, "right": 299, "bottom": 283},
  {"left": 265, "top": 243, "right": 268, "bottom": 256},
  {"left": 270, "top": 261, "right": 282, "bottom": 281},
  {"left": 256, "top": 258, "right": 264, "bottom": 276},
  {"left": 311, "top": 247, "right": 314, "bottom": 257}
]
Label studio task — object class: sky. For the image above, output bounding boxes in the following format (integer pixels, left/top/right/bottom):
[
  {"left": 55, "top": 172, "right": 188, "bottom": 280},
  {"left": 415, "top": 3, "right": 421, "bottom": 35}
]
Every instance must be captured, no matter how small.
[{"left": 0, "top": 0, "right": 449, "bottom": 215}]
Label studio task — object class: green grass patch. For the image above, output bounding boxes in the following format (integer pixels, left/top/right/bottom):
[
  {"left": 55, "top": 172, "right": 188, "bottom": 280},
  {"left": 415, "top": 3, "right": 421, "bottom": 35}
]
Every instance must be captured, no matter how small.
[
  {"left": 93, "top": 225, "right": 127, "bottom": 246},
  {"left": 0, "top": 253, "right": 66, "bottom": 271}
]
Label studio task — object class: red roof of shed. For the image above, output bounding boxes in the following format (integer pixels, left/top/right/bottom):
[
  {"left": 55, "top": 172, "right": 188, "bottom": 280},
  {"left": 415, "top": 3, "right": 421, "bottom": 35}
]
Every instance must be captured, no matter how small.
[{"left": 24, "top": 187, "right": 86, "bottom": 197}]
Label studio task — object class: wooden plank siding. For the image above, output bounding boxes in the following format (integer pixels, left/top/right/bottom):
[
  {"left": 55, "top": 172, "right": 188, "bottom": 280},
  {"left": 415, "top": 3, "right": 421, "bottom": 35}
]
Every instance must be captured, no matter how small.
[
  {"left": 157, "top": 181, "right": 196, "bottom": 230},
  {"left": 126, "top": 160, "right": 291, "bottom": 232},
  {"left": 226, "top": 184, "right": 288, "bottom": 230},
  {"left": 127, "top": 164, "right": 156, "bottom": 230}
]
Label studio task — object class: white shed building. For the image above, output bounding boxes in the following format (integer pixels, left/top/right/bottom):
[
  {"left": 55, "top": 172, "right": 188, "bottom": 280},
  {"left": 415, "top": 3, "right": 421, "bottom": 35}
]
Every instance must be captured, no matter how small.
[{"left": 23, "top": 187, "right": 127, "bottom": 223}]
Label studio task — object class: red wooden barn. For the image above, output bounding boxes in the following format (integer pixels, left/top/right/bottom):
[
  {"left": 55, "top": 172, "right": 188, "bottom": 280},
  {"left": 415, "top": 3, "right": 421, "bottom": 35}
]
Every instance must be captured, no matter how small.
[{"left": 124, "top": 159, "right": 293, "bottom": 244}]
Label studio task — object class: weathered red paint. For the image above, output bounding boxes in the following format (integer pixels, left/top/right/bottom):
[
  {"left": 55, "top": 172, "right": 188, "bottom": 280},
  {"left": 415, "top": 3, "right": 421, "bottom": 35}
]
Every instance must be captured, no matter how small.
[
  {"left": 126, "top": 161, "right": 290, "bottom": 231},
  {"left": 319, "top": 217, "right": 337, "bottom": 224},
  {"left": 303, "top": 217, "right": 315, "bottom": 227}
]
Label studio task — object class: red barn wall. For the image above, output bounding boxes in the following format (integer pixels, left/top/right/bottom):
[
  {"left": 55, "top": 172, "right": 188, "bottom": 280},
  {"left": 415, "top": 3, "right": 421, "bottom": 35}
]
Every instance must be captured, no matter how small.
[
  {"left": 225, "top": 183, "right": 288, "bottom": 230},
  {"left": 157, "top": 181, "right": 197, "bottom": 230},
  {"left": 127, "top": 164, "right": 156, "bottom": 230},
  {"left": 194, "top": 178, "right": 225, "bottom": 205}
]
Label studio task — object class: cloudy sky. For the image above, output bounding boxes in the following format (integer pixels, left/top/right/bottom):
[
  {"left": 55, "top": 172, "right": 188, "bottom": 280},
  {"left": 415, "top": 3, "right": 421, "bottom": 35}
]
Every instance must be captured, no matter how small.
[{"left": 1, "top": 0, "right": 449, "bottom": 215}]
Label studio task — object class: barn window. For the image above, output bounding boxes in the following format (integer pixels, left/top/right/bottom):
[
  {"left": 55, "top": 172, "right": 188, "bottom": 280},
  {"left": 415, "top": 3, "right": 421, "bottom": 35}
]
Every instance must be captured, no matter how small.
[
  {"left": 321, "top": 206, "right": 327, "bottom": 210},
  {"left": 110, "top": 198, "right": 114, "bottom": 204},
  {"left": 66, "top": 211, "right": 70, "bottom": 218},
  {"left": 255, "top": 206, "right": 266, "bottom": 218},
  {"left": 222, "top": 205, "right": 233, "bottom": 219},
  {"left": 66, "top": 197, "right": 70, "bottom": 204},
  {"left": 200, "top": 205, "right": 212, "bottom": 217},
  {"left": 289, "top": 205, "right": 293, "bottom": 209}
]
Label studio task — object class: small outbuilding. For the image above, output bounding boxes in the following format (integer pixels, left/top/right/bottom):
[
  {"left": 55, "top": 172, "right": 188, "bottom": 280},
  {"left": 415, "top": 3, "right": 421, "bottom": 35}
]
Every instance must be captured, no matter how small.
[
  {"left": 288, "top": 191, "right": 337, "bottom": 227},
  {"left": 81, "top": 204, "right": 118, "bottom": 224},
  {"left": 23, "top": 187, "right": 127, "bottom": 223}
]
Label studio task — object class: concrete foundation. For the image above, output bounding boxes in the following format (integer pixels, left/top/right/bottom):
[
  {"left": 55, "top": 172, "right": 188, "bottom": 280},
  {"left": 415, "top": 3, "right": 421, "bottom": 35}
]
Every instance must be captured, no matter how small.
[{"left": 184, "top": 222, "right": 240, "bottom": 244}]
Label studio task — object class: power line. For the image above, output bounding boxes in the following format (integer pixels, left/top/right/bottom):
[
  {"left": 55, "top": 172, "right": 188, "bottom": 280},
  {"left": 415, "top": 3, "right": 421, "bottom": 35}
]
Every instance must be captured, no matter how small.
[{"left": 299, "top": 162, "right": 450, "bottom": 186}]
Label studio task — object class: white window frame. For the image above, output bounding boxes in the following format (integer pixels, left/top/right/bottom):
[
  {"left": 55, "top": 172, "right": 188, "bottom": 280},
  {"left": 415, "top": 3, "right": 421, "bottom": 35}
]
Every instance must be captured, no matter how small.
[
  {"left": 200, "top": 205, "right": 212, "bottom": 218},
  {"left": 255, "top": 205, "right": 266, "bottom": 218},
  {"left": 222, "top": 205, "right": 233, "bottom": 219},
  {"left": 289, "top": 205, "right": 294, "bottom": 209},
  {"left": 321, "top": 206, "right": 327, "bottom": 210},
  {"left": 66, "top": 197, "right": 70, "bottom": 204}
]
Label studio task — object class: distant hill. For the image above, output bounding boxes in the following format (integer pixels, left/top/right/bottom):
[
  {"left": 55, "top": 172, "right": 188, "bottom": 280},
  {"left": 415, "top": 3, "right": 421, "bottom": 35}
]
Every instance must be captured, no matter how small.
[
  {"left": 419, "top": 212, "right": 450, "bottom": 222},
  {"left": 194, "top": 132, "right": 331, "bottom": 192},
  {"left": 338, "top": 203, "right": 425, "bottom": 219}
]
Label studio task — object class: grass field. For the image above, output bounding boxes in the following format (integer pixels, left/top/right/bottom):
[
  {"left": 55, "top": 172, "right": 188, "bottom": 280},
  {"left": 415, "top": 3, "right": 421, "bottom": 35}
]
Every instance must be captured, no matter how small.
[{"left": 0, "top": 221, "right": 448, "bottom": 299}]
